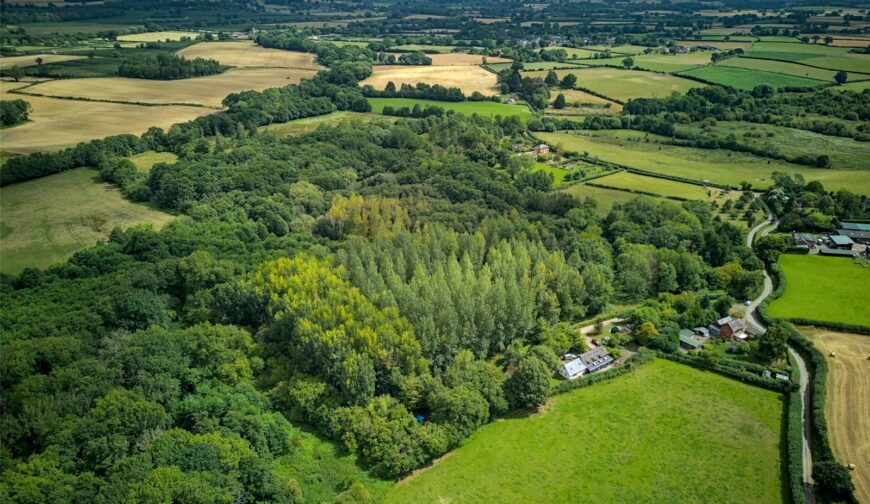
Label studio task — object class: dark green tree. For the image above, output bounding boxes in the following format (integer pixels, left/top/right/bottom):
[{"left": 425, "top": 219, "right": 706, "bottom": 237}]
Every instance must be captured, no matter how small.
[{"left": 504, "top": 356, "right": 551, "bottom": 409}]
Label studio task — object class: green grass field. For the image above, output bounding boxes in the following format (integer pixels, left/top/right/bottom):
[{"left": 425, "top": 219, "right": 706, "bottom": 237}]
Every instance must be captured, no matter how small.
[
  {"left": 524, "top": 67, "right": 704, "bottom": 102},
  {"left": 0, "top": 168, "right": 174, "bottom": 274},
  {"left": 392, "top": 44, "right": 456, "bottom": 53},
  {"left": 533, "top": 162, "right": 571, "bottom": 188},
  {"left": 367, "top": 97, "right": 532, "bottom": 118},
  {"left": 592, "top": 171, "right": 713, "bottom": 199},
  {"left": 562, "top": 183, "right": 664, "bottom": 215},
  {"left": 769, "top": 255, "right": 870, "bottom": 327},
  {"left": 260, "top": 111, "right": 383, "bottom": 136},
  {"left": 385, "top": 359, "right": 784, "bottom": 504},
  {"left": 536, "top": 130, "right": 870, "bottom": 190},
  {"left": 486, "top": 61, "right": 586, "bottom": 72},
  {"left": 744, "top": 42, "right": 870, "bottom": 73},
  {"left": 679, "top": 65, "right": 825, "bottom": 90},
  {"left": 128, "top": 151, "right": 178, "bottom": 172},
  {"left": 675, "top": 121, "right": 870, "bottom": 170},
  {"left": 581, "top": 52, "right": 713, "bottom": 73},
  {"left": 716, "top": 56, "right": 867, "bottom": 82}
]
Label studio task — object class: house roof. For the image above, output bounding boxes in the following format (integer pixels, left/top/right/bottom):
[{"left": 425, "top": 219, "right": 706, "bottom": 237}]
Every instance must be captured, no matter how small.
[
  {"left": 716, "top": 316, "right": 733, "bottom": 326},
  {"left": 841, "top": 222, "right": 870, "bottom": 231},
  {"left": 830, "top": 234, "right": 854, "bottom": 246},
  {"left": 820, "top": 246, "right": 857, "bottom": 257},
  {"left": 579, "top": 347, "right": 613, "bottom": 372},
  {"left": 836, "top": 229, "right": 870, "bottom": 240},
  {"left": 679, "top": 328, "right": 695, "bottom": 338},
  {"left": 560, "top": 358, "right": 586, "bottom": 378},
  {"left": 725, "top": 320, "right": 743, "bottom": 332}
]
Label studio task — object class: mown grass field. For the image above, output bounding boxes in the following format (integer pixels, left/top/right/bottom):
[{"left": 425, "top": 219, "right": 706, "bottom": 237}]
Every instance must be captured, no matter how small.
[
  {"left": 117, "top": 30, "right": 201, "bottom": 42},
  {"left": 715, "top": 56, "right": 869, "bottom": 83},
  {"left": 367, "top": 97, "right": 532, "bottom": 118},
  {"left": 801, "top": 326, "right": 870, "bottom": 504},
  {"left": 676, "top": 121, "right": 870, "bottom": 170},
  {"left": 0, "top": 168, "right": 174, "bottom": 274},
  {"left": 744, "top": 41, "right": 870, "bottom": 72},
  {"left": 362, "top": 65, "right": 499, "bottom": 95},
  {"left": 176, "top": 41, "right": 323, "bottom": 69},
  {"left": 128, "top": 151, "right": 178, "bottom": 172},
  {"left": 524, "top": 67, "right": 704, "bottom": 102},
  {"left": 679, "top": 65, "right": 825, "bottom": 90},
  {"left": 536, "top": 130, "right": 870, "bottom": 190},
  {"left": 581, "top": 52, "right": 713, "bottom": 73},
  {"left": 0, "top": 82, "right": 213, "bottom": 154},
  {"left": 19, "top": 67, "right": 318, "bottom": 108},
  {"left": 592, "top": 171, "right": 713, "bottom": 200},
  {"left": 385, "top": 359, "right": 784, "bottom": 504},
  {"left": 562, "top": 182, "right": 645, "bottom": 215},
  {"left": 769, "top": 255, "right": 870, "bottom": 327}
]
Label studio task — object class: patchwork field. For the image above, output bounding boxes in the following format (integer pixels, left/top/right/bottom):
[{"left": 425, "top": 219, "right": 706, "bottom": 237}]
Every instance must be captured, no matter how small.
[
  {"left": 676, "top": 121, "right": 870, "bottom": 170},
  {"left": 679, "top": 65, "right": 825, "bottom": 90},
  {"left": 0, "top": 168, "right": 174, "bottom": 274},
  {"left": 367, "top": 97, "right": 531, "bottom": 118},
  {"left": 769, "top": 255, "right": 870, "bottom": 327},
  {"left": 361, "top": 65, "right": 499, "bottom": 95},
  {"left": 801, "top": 326, "right": 870, "bottom": 504},
  {"left": 525, "top": 67, "right": 703, "bottom": 102},
  {"left": 0, "top": 53, "right": 86, "bottom": 70},
  {"left": 385, "top": 359, "right": 784, "bottom": 504},
  {"left": 715, "top": 56, "right": 868, "bottom": 82},
  {"left": 535, "top": 130, "right": 870, "bottom": 190},
  {"left": 116, "top": 30, "right": 201, "bottom": 42},
  {"left": 18, "top": 67, "right": 318, "bottom": 108},
  {"left": 427, "top": 53, "right": 510, "bottom": 66},
  {"left": 176, "top": 41, "right": 323, "bottom": 69},
  {"left": 0, "top": 82, "right": 212, "bottom": 153}
]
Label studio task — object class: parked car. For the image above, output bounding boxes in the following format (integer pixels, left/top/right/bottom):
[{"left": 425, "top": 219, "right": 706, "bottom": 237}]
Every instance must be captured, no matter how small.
[{"left": 744, "top": 300, "right": 752, "bottom": 306}]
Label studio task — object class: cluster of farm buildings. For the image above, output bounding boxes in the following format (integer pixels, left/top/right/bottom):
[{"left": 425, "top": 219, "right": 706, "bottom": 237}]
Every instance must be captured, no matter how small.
[{"left": 792, "top": 221, "right": 870, "bottom": 258}]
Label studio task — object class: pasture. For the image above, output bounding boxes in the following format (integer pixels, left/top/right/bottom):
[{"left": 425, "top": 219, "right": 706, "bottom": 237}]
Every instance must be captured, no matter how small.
[
  {"left": 562, "top": 182, "right": 648, "bottom": 214},
  {"left": 676, "top": 121, "right": 870, "bottom": 170},
  {"left": 361, "top": 65, "right": 499, "bottom": 95},
  {"left": 592, "top": 171, "right": 715, "bottom": 200},
  {"left": 117, "top": 31, "right": 201, "bottom": 42},
  {"left": 745, "top": 42, "right": 870, "bottom": 72},
  {"left": 715, "top": 56, "right": 868, "bottom": 83},
  {"left": 367, "top": 98, "right": 531, "bottom": 118},
  {"left": 532, "top": 163, "right": 570, "bottom": 188},
  {"left": 679, "top": 65, "right": 824, "bottom": 90},
  {"left": 768, "top": 255, "right": 870, "bottom": 327},
  {"left": 552, "top": 46, "right": 600, "bottom": 59},
  {"left": 801, "top": 326, "right": 870, "bottom": 504},
  {"left": 535, "top": 130, "right": 870, "bottom": 190},
  {"left": 0, "top": 83, "right": 212, "bottom": 153},
  {"left": 551, "top": 88, "right": 621, "bottom": 108},
  {"left": 19, "top": 67, "right": 318, "bottom": 108},
  {"left": 385, "top": 359, "right": 784, "bottom": 504},
  {"left": 582, "top": 44, "right": 648, "bottom": 54},
  {"left": 0, "top": 168, "right": 174, "bottom": 274},
  {"left": 427, "top": 53, "right": 510, "bottom": 66},
  {"left": 677, "top": 40, "right": 756, "bottom": 51},
  {"left": 487, "top": 61, "right": 584, "bottom": 72},
  {"left": 128, "top": 151, "right": 178, "bottom": 172},
  {"left": 176, "top": 41, "right": 323, "bottom": 69},
  {"left": 0, "top": 54, "right": 86, "bottom": 70},
  {"left": 524, "top": 67, "right": 704, "bottom": 102},
  {"left": 260, "top": 111, "right": 384, "bottom": 136},
  {"left": 393, "top": 44, "right": 456, "bottom": 53}
]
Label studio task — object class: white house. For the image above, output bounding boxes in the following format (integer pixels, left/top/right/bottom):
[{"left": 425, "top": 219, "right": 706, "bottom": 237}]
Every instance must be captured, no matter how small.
[{"left": 559, "top": 358, "right": 587, "bottom": 380}]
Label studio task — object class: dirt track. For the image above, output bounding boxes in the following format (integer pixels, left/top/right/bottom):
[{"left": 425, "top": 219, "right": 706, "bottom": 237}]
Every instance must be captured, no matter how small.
[{"left": 803, "top": 326, "right": 870, "bottom": 503}]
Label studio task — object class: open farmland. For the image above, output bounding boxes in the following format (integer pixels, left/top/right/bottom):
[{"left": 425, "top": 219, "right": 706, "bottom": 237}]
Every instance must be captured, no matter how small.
[
  {"left": 18, "top": 67, "right": 319, "bottom": 108},
  {"left": 835, "top": 80, "right": 870, "bottom": 92},
  {"left": 801, "top": 326, "right": 870, "bottom": 504},
  {"left": 385, "top": 359, "right": 784, "bottom": 504},
  {"left": 0, "top": 82, "right": 212, "bottom": 154},
  {"left": 592, "top": 171, "right": 716, "bottom": 200},
  {"left": 677, "top": 40, "right": 756, "bottom": 51},
  {"left": 582, "top": 44, "right": 648, "bottom": 54},
  {"left": 116, "top": 31, "right": 201, "bottom": 42},
  {"left": 0, "top": 168, "right": 174, "bottom": 274},
  {"left": 361, "top": 65, "right": 499, "bottom": 95},
  {"left": 715, "top": 56, "right": 869, "bottom": 83},
  {"left": 486, "top": 61, "right": 584, "bottom": 72},
  {"left": 367, "top": 97, "right": 531, "bottom": 118},
  {"left": 427, "top": 53, "right": 510, "bottom": 65},
  {"left": 744, "top": 41, "right": 870, "bottom": 72},
  {"left": 551, "top": 88, "right": 620, "bottom": 107},
  {"left": 524, "top": 67, "right": 703, "bottom": 102},
  {"left": 679, "top": 65, "right": 825, "bottom": 90},
  {"left": 393, "top": 44, "right": 456, "bottom": 53},
  {"left": 260, "top": 111, "right": 384, "bottom": 137},
  {"left": 176, "top": 41, "right": 323, "bottom": 69},
  {"left": 535, "top": 130, "right": 870, "bottom": 190},
  {"left": 580, "top": 52, "right": 713, "bottom": 73},
  {"left": 768, "top": 255, "right": 870, "bottom": 327},
  {"left": 562, "top": 182, "right": 646, "bottom": 214},
  {"left": 675, "top": 121, "right": 870, "bottom": 170},
  {"left": 0, "top": 54, "right": 86, "bottom": 70},
  {"left": 127, "top": 151, "right": 178, "bottom": 172}
]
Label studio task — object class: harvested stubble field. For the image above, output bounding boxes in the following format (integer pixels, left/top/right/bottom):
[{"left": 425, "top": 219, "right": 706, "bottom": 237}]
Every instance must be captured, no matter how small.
[
  {"left": 0, "top": 54, "right": 86, "bottom": 70},
  {"left": 524, "top": 67, "right": 703, "bottom": 102},
  {"left": 0, "top": 168, "right": 174, "bottom": 274},
  {"left": 802, "top": 326, "right": 870, "bottom": 504},
  {"left": 0, "top": 82, "right": 212, "bottom": 153},
  {"left": 361, "top": 65, "right": 499, "bottom": 95},
  {"left": 116, "top": 30, "right": 201, "bottom": 42},
  {"left": 426, "top": 53, "right": 511, "bottom": 66},
  {"left": 18, "top": 67, "right": 318, "bottom": 108},
  {"left": 176, "top": 41, "right": 324, "bottom": 69}
]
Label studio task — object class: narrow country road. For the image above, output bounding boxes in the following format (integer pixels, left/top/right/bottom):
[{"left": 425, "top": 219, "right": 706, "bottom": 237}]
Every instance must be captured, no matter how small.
[{"left": 747, "top": 209, "right": 816, "bottom": 504}]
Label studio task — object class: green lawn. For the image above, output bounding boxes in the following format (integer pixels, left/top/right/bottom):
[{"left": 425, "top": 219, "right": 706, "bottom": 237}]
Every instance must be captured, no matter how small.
[
  {"left": 367, "top": 97, "right": 532, "bottom": 118},
  {"left": 385, "top": 359, "right": 784, "bottom": 504},
  {"left": 769, "top": 255, "right": 870, "bottom": 328},
  {"left": 679, "top": 65, "right": 825, "bottom": 90},
  {"left": 535, "top": 130, "right": 870, "bottom": 191},
  {"left": 0, "top": 168, "right": 174, "bottom": 274},
  {"left": 532, "top": 162, "right": 571, "bottom": 188}
]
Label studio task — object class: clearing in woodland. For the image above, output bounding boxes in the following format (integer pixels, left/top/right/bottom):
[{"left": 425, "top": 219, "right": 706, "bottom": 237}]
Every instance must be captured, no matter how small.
[
  {"left": 801, "top": 326, "right": 870, "bottom": 504},
  {"left": 385, "top": 359, "right": 784, "bottom": 504}
]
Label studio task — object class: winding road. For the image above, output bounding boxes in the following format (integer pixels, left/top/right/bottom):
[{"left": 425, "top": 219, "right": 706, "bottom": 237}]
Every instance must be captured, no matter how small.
[{"left": 746, "top": 210, "right": 816, "bottom": 504}]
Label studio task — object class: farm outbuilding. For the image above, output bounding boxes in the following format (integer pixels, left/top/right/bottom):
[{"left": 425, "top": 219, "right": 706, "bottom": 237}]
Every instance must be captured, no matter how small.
[
  {"left": 828, "top": 234, "right": 854, "bottom": 249},
  {"left": 579, "top": 347, "right": 614, "bottom": 373},
  {"left": 559, "top": 358, "right": 587, "bottom": 380},
  {"left": 679, "top": 330, "right": 702, "bottom": 350}
]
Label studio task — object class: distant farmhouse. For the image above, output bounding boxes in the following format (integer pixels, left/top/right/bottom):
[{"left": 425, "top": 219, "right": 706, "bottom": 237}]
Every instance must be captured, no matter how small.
[{"left": 558, "top": 347, "right": 614, "bottom": 380}]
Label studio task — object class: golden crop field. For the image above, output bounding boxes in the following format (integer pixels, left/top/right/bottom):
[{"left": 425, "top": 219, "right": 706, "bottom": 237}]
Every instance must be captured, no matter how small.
[
  {"left": 802, "top": 326, "right": 870, "bottom": 504},
  {"left": 176, "top": 41, "right": 324, "bottom": 69},
  {"left": 0, "top": 53, "right": 86, "bottom": 70},
  {"left": 1, "top": 82, "right": 212, "bottom": 153},
  {"left": 427, "top": 53, "right": 511, "bottom": 66},
  {"left": 361, "top": 65, "right": 499, "bottom": 94},
  {"left": 20, "top": 67, "right": 318, "bottom": 108},
  {"left": 117, "top": 30, "right": 201, "bottom": 42}
]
